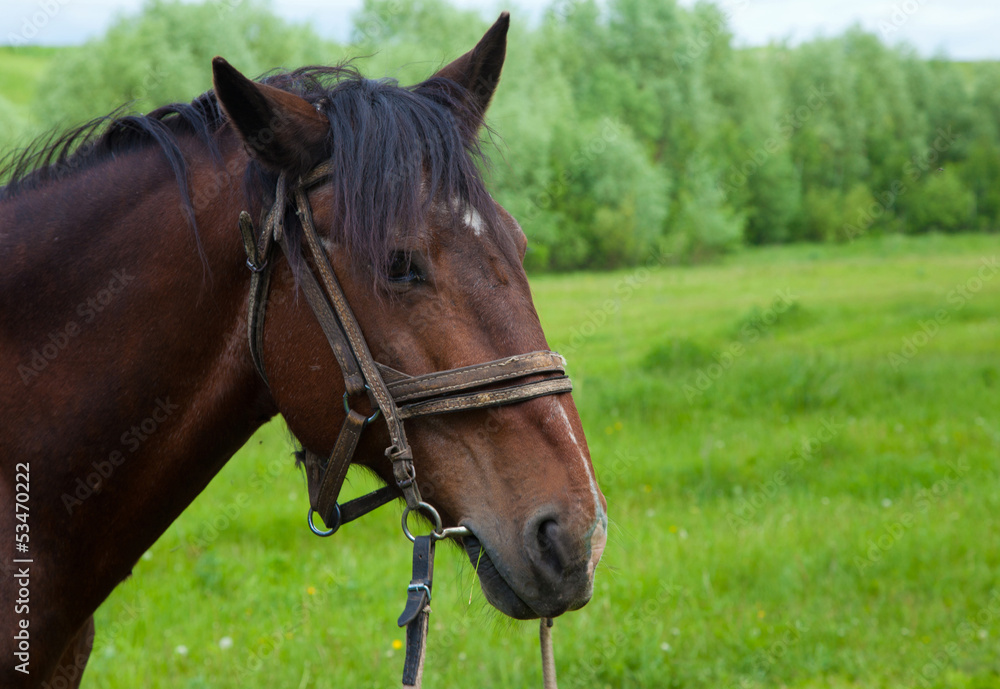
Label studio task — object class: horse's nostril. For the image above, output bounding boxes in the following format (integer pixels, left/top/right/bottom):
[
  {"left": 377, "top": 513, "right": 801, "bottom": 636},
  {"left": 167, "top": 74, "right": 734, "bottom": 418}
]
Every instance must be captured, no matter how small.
[{"left": 536, "top": 519, "right": 564, "bottom": 577}]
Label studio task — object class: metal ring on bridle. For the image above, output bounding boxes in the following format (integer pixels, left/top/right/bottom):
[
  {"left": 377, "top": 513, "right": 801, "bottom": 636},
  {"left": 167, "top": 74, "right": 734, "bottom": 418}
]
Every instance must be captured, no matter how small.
[
  {"left": 342, "top": 389, "right": 381, "bottom": 425},
  {"left": 308, "top": 504, "right": 341, "bottom": 537},
  {"left": 401, "top": 501, "right": 444, "bottom": 542},
  {"left": 400, "top": 502, "right": 474, "bottom": 542}
]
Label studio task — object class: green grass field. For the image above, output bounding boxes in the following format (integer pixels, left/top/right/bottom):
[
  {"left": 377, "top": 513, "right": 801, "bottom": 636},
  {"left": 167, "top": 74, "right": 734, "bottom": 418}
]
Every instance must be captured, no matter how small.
[{"left": 76, "top": 233, "right": 1000, "bottom": 688}]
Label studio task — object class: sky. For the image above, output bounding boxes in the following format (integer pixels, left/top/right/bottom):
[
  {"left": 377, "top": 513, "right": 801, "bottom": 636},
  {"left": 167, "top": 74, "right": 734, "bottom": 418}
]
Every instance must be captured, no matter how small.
[{"left": 2, "top": 0, "right": 998, "bottom": 60}]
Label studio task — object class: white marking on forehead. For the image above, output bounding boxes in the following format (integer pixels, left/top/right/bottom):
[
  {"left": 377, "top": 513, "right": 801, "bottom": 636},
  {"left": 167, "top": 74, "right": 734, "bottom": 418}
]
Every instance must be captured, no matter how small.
[
  {"left": 438, "top": 195, "right": 486, "bottom": 236},
  {"left": 463, "top": 204, "right": 485, "bottom": 236}
]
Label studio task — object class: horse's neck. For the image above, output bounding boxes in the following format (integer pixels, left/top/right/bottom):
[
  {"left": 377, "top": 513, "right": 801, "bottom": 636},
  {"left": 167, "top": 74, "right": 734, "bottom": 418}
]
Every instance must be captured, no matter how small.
[
  {"left": 2, "top": 149, "right": 217, "bottom": 315},
  {"left": 0, "top": 146, "right": 275, "bottom": 617}
]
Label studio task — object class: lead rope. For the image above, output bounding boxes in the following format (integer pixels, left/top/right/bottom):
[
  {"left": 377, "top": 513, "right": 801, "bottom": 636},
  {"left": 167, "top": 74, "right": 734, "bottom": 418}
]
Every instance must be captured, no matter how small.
[
  {"left": 541, "top": 618, "right": 557, "bottom": 689},
  {"left": 401, "top": 618, "right": 558, "bottom": 689}
]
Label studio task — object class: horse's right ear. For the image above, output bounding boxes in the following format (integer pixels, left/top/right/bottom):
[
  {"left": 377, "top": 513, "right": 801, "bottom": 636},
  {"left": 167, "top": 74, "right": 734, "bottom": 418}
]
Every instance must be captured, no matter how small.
[{"left": 211, "top": 57, "right": 328, "bottom": 172}]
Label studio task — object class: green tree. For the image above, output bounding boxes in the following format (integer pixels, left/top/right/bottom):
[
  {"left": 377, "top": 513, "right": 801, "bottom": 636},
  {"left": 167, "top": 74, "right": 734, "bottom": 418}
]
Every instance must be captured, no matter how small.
[
  {"left": 6, "top": 0, "right": 1000, "bottom": 269},
  {"left": 35, "top": 0, "right": 331, "bottom": 129}
]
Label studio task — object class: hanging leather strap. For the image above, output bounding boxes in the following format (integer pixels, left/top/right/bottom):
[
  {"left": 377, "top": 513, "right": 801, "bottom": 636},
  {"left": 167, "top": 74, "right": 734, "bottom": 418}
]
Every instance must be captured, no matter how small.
[{"left": 398, "top": 535, "right": 435, "bottom": 688}]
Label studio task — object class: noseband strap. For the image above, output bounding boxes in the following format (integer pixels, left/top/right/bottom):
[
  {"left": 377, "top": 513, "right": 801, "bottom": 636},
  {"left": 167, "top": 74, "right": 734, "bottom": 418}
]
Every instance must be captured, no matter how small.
[{"left": 239, "top": 162, "right": 573, "bottom": 531}]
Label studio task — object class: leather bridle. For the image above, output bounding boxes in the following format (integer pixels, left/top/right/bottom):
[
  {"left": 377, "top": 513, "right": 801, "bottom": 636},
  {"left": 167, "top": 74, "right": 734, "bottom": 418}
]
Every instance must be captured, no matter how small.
[{"left": 237, "top": 161, "right": 571, "bottom": 687}]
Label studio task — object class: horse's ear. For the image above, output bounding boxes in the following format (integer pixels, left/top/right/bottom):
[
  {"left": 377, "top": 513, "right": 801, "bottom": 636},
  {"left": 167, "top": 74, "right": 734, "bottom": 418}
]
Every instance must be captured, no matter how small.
[
  {"left": 425, "top": 12, "right": 509, "bottom": 134},
  {"left": 211, "top": 57, "right": 328, "bottom": 172}
]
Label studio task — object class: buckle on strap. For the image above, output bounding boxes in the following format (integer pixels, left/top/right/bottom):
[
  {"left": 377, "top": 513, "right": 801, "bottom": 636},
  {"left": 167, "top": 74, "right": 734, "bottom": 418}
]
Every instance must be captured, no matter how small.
[
  {"left": 407, "top": 582, "right": 432, "bottom": 602},
  {"left": 239, "top": 211, "right": 267, "bottom": 272},
  {"left": 245, "top": 256, "right": 268, "bottom": 273},
  {"left": 398, "top": 535, "right": 434, "bottom": 628}
]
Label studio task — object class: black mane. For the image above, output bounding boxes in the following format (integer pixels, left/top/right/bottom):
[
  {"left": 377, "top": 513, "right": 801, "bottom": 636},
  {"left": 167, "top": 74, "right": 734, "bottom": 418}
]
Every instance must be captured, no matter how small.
[{"left": 0, "top": 65, "right": 503, "bottom": 276}]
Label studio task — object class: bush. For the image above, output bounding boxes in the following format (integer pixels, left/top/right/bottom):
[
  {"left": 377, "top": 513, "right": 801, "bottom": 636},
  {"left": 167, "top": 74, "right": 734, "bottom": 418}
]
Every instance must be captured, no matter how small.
[
  {"left": 796, "top": 187, "right": 843, "bottom": 242},
  {"left": 905, "top": 173, "right": 975, "bottom": 234}
]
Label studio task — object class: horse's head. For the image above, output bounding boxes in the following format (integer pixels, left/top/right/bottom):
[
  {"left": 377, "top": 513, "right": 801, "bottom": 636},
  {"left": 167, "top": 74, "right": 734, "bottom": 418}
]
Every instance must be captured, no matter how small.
[{"left": 211, "top": 14, "right": 607, "bottom": 620}]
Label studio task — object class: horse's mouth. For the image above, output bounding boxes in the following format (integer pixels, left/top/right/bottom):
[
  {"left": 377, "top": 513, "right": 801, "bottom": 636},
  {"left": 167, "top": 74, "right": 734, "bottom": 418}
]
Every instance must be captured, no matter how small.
[
  {"left": 462, "top": 533, "right": 537, "bottom": 619},
  {"left": 461, "top": 532, "right": 575, "bottom": 620}
]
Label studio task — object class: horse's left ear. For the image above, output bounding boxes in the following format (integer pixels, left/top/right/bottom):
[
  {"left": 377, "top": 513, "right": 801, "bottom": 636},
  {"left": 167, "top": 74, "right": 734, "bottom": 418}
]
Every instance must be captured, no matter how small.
[
  {"left": 212, "top": 57, "right": 329, "bottom": 173},
  {"left": 425, "top": 12, "right": 509, "bottom": 134}
]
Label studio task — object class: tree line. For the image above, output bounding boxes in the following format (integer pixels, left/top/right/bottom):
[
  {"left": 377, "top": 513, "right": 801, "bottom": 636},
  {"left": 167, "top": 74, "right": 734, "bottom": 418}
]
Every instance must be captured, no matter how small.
[{"left": 3, "top": 0, "right": 999, "bottom": 270}]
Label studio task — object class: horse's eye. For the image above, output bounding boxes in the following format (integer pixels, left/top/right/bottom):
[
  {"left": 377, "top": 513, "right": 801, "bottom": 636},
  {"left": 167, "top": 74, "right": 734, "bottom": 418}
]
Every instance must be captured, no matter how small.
[{"left": 387, "top": 252, "right": 424, "bottom": 284}]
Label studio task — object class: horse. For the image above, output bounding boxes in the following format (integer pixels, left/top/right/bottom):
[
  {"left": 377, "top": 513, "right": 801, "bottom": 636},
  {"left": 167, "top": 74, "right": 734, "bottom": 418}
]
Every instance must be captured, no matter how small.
[{"left": 0, "top": 13, "right": 607, "bottom": 688}]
